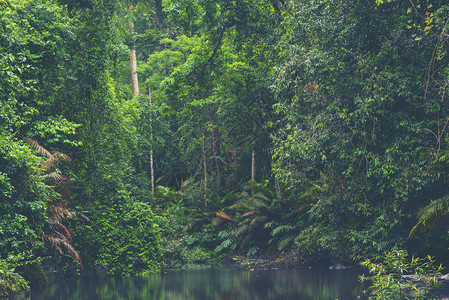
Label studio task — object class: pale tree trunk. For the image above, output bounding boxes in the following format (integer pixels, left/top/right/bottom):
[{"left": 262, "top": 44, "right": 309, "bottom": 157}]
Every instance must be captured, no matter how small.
[
  {"left": 149, "top": 89, "right": 154, "bottom": 194},
  {"left": 128, "top": 5, "right": 139, "bottom": 97},
  {"left": 130, "top": 49, "right": 139, "bottom": 96}
]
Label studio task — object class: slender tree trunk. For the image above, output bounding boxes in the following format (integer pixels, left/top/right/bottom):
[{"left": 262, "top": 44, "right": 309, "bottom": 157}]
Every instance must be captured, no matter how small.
[
  {"left": 149, "top": 89, "right": 154, "bottom": 194},
  {"left": 202, "top": 130, "right": 208, "bottom": 208},
  {"left": 128, "top": 5, "right": 139, "bottom": 97},
  {"left": 130, "top": 48, "right": 139, "bottom": 96},
  {"left": 251, "top": 150, "right": 255, "bottom": 197},
  {"left": 251, "top": 124, "right": 256, "bottom": 197}
]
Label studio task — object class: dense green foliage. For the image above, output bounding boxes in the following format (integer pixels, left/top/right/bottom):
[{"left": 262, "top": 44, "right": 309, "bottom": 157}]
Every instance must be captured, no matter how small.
[
  {"left": 360, "top": 250, "right": 443, "bottom": 299},
  {"left": 0, "top": 252, "right": 33, "bottom": 298},
  {"left": 1, "top": 0, "right": 449, "bottom": 296}
]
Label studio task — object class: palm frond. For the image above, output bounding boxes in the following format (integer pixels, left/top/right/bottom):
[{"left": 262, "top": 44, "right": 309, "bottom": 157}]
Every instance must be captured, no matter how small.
[
  {"left": 43, "top": 235, "right": 81, "bottom": 266},
  {"left": 24, "top": 137, "right": 52, "bottom": 159},
  {"left": 25, "top": 138, "right": 71, "bottom": 171},
  {"left": 230, "top": 202, "right": 250, "bottom": 211},
  {"left": 253, "top": 192, "right": 269, "bottom": 201},
  {"left": 242, "top": 211, "right": 258, "bottom": 217},
  {"left": 278, "top": 236, "right": 294, "bottom": 250},
  {"left": 216, "top": 209, "right": 232, "bottom": 221},
  {"left": 215, "top": 238, "right": 233, "bottom": 252},
  {"left": 234, "top": 224, "right": 249, "bottom": 238},
  {"left": 42, "top": 172, "right": 64, "bottom": 182},
  {"left": 51, "top": 222, "right": 73, "bottom": 241},
  {"left": 41, "top": 156, "right": 59, "bottom": 171},
  {"left": 264, "top": 221, "right": 277, "bottom": 229},
  {"left": 47, "top": 201, "right": 76, "bottom": 223},
  {"left": 271, "top": 225, "right": 295, "bottom": 237},
  {"left": 249, "top": 215, "right": 267, "bottom": 227},
  {"left": 53, "top": 151, "right": 71, "bottom": 162},
  {"left": 410, "top": 195, "right": 449, "bottom": 237}
]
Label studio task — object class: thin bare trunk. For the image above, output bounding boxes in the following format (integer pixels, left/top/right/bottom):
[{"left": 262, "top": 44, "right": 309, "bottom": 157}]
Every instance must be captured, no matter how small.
[
  {"left": 128, "top": 5, "right": 139, "bottom": 97},
  {"left": 251, "top": 124, "right": 256, "bottom": 197},
  {"left": 149, "top": 89, "right": 154, "bottom": 194},
  {"left": 130, "top": 49, "right": 139, "bottom": 96},
  {"left": 251, "top": 150, "right": 255, "bottom": 197},
  {"left": 202, "top": 131, "right": 208, "bottom": 208}
]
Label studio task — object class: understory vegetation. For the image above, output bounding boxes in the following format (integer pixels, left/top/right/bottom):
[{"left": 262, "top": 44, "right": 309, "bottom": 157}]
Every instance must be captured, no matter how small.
[{"left": 1, "top": 0, "right": 449, "bottom": 298}]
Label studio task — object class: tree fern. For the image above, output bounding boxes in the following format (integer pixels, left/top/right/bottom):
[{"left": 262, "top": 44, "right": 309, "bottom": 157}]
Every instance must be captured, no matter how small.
[{"left": 25, "top": 138, "right": 84, "bottom": 266}]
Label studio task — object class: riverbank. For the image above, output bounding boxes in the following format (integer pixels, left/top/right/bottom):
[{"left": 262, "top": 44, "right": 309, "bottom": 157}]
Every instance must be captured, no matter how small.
[
  {"left": 404, "top": 273, "right": 449, "bottom": 299},
  {"left": 221, "top": 254, "right": 449, "bottom": 298},
  {"left": 221, "top": 254, "right": 352, "bottom": 271}
]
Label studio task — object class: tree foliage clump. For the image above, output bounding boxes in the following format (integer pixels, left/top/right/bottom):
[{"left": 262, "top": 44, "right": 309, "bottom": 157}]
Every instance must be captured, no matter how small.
[
  {"left": 0, "top": 0, "right": 164, "bottom": 294},
  {"left": 271, "top": 0, "right": 449, "bottom": 260}
]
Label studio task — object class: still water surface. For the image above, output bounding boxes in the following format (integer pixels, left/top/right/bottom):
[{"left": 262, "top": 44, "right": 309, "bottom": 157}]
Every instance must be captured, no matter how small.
[{"left": 32, "top": 267, "right": 367, "bottom": 300}]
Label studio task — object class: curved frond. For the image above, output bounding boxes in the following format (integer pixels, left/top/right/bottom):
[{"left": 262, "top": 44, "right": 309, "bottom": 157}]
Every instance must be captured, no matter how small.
[
  {"left": 51, "top": 222, "right": 73, "bottom": 241},
  {"left": 410, "top": 195, "right": 449, "bottom": 237},
  {"left": 24, "top": 137, "right": 52, "bottom": 159},
  {"left": 216, "top": 209, "right": 232, "bottom": 221},
  {"left": 24, "top": 138, "right": 71, "bottom": 171},
  {"left": 42, "top": 172, "right": 64, "bottom": 182},
  {"left": 43, "top": 235, "right": 81, "bottom": 266},
  {"left": 272, "top": 225, "right": 295, "bottom": 237}
]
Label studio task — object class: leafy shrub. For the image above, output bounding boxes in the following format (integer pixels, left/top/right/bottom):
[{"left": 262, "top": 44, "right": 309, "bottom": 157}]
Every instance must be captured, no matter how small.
[
  {"left": 0, "top": 252, "right": 40, "bottom": 298},
  {"left": 95, "top": 201, "right": 163, "bottom": 276},
  {"left": 360, "top": 250, "right": 443, "bottom": 300}
]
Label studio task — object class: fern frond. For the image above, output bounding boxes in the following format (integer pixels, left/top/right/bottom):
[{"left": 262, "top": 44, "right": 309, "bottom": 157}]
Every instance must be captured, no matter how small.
[
  {"left": 216, "top": 210, "right": 232, "bottom": 221},
  {"left": 230, "top": 202, "right": 250, "bottom": 211},
  {"left": 42, "top": 172, "right": 64, "bottom": 182},
  {"left": 278, "top": 236, "right": 294, "bottom": 250},
  {"left": 242, "top": 211, "right": 258, "bottom": 217},
  {"left": 43, "top": 235, "right": 81, "bottom": 266},
  {"left": 41, "top": 157, "right": 58, "bottom": 171},
  {"left": 234, "top": 224, "right": 249, "bottom": 238},
  {"left": 410, "top": 195, "right": 449, "bottom": 237},
  {"left": 51, "top": 222, "right": 73, "bottom": 241},
  {"left": 272, "top": 225, "right": 295, "bottom": 237},
  {"left": 25, "top": 138, "right": 71, "bottom": 171},
  {"left": 47, "top": 201, "right": 77, "bottom": 223},
  {"left": 249, "top": 215, "right": 267, "bottom": 228},
  {"left": 212, "top": 217, "right": 223, "bottom": 226},
  {"left": 253, "top": 192, "right": 269, "bottom": 201},
  {"left": 53, "top": 151, "right": 71, "bottom": 162},
  {"left": 215, "top": 239, "right": 233, "bottom": 252},
  {"left": 24, "top": 137, "right": 52, "bottom": 159},
  {"left": 264, "top": 221, "right": 277, "bottom": 229},
  {"left": 295, "top": 205, "right": 310, "bottom": 212}
]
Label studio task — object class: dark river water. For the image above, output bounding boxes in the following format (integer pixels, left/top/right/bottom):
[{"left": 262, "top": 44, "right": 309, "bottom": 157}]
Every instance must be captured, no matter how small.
[{"left": 31, "top": 267, "right": 368, "bottom": 300}]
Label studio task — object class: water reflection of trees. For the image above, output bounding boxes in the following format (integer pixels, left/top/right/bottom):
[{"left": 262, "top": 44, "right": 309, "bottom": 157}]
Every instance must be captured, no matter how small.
[{"left": 33, "top": 269, "right": 367, "bottom": 300}]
